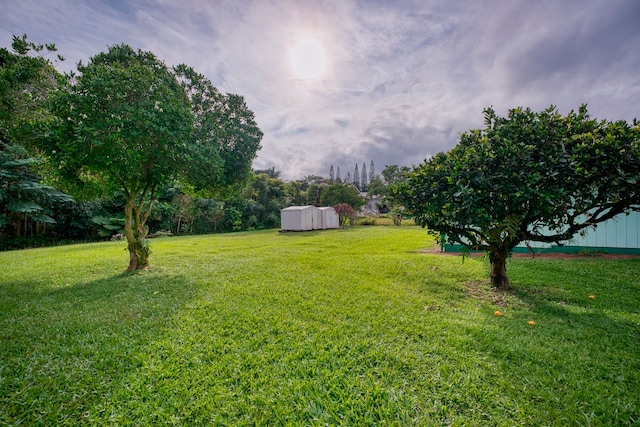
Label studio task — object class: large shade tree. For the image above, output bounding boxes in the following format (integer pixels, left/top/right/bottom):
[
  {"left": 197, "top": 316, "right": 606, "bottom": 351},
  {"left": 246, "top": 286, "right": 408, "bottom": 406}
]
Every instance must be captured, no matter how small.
[
  {"left": 395, "top": 105, "right": 639, "bottom": 289},
  {"left": 46, "top": 45, "right": 262, "bottom": 271}
]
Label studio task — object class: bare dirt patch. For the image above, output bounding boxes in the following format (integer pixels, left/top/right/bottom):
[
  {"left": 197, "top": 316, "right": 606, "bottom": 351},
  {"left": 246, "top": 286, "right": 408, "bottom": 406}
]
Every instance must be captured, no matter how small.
[
  {"left": 421, "top": 246, "right": 640, "bottom": 260},
  {"left": 465, "top": 280, "right": 512, "bottom": 306}
]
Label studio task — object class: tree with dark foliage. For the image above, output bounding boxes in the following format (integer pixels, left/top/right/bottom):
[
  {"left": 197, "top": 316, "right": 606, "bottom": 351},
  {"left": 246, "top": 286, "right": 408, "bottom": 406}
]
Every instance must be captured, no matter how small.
[{"left": 395, "top": 105, "right": 639, "bottom": 289}]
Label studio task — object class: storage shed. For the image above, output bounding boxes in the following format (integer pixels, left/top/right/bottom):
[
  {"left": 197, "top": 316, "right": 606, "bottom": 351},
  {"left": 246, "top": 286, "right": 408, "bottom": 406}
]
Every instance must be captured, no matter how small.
[
  {"left": 280, "top": 206, "right": 340, "bottom": 231},
  {"left": 280, "top": 206, "right": 319, "bottom": 231},
  {"left": 318, "top": 207, "right": 340, "bottom": 229}
]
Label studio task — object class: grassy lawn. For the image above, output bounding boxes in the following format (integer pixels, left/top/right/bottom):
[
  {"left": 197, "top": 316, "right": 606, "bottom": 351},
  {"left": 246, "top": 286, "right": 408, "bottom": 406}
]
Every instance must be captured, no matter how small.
[{"left": 1, "top": 226, "right": 638, "bottom": 426}]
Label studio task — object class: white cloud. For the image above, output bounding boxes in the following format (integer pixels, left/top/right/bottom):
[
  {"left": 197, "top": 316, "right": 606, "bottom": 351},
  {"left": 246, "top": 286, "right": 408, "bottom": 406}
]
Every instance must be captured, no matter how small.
[{"left": 2, "top": 0, "right": 639, "bottom": 180}]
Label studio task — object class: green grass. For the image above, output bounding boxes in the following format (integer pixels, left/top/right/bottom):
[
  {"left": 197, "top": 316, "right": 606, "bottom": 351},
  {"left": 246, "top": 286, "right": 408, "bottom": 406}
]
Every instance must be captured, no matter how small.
[{"left": 1, "top": 227, "right": 638, "bottom": 426}]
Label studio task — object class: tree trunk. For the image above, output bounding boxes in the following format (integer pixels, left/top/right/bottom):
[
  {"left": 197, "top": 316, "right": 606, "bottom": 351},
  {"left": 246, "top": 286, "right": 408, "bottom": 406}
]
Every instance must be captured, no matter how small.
[
  {"left": 489, "top": 250, "right": 511, "bottom": 290},
  {"left": 124, "top": 196, "right": 150, "bottom": 272},
  {"left": 12, "top": 217, "right": 20, "bottom": 237},
  {"left": 126, "top": 237, "right": 150, "bottom": 272}
]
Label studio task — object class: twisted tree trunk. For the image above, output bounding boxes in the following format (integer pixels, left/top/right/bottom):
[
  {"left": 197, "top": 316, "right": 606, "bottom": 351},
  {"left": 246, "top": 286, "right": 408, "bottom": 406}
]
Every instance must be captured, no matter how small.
[
  {"left": 489, "top": 250, "right": 511, "bottom": 290},
  {"left": 124, "top": 195, "right": 150, "bottom": 272}
]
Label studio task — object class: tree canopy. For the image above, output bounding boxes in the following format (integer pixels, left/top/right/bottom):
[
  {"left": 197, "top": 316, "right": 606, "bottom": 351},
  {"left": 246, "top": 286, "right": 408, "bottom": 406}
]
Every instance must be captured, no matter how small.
[
  {"left": 174, "top": 64, "right": 262, "bottom": 197},
  {"left": 333, "top": 203, "right": 355, "bottom": 228},
  {"left": 320, "top": 183, "right": 365, "bottom": 209},
  {"left": 45, "top": 44, "right": 262, "bottom": 270},
  {"left": 395, "top": 105, "right": 640, "bottom": 289}
]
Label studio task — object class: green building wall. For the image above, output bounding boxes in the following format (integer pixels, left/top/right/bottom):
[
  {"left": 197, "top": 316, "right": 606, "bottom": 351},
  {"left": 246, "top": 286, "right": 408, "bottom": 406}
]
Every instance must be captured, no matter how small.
[{"left": 443, "top": 211, "right": 640, "bottom": 255}]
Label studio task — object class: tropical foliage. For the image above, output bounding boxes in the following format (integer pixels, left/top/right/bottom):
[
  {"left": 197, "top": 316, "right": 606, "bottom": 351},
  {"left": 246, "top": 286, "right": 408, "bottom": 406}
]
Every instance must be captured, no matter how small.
[{"left": 0, "top": 35, "right": 71, "bottom": 238}]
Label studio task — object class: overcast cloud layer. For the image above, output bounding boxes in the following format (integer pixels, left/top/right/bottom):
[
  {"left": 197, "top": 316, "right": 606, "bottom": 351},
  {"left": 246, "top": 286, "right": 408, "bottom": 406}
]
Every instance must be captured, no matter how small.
[{"left": 2, "top": 0, "right": 639, "bottom": 180}]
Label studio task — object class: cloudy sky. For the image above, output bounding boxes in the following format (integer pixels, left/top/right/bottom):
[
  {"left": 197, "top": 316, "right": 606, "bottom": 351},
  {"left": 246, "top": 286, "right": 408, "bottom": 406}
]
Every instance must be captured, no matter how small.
[{"left": 2, "top": 0, "right": 639, "bottom": 180}]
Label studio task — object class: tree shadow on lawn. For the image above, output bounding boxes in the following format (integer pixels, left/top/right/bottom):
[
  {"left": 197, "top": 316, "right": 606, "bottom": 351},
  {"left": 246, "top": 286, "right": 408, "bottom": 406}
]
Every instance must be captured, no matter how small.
[
  {"left": 461, "top": 277, "right": 640, "bottom": 424},
  {"left": 512, "top": 286, "right": 640, "bottom": 337},
  {"left": 0, "top": 270, "right": 202, "bottom": 423},
  {"left": 476, "top": 257, "right": 640, "bottom": 340},
  {"left": 509, "top": 258, "right": 640, "bottom": 315}
]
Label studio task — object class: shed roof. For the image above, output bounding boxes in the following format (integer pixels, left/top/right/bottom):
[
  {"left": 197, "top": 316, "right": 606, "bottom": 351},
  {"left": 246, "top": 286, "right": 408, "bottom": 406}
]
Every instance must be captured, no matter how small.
[{"left": 281, "top": 205, "right": 317, "bottom": 211}]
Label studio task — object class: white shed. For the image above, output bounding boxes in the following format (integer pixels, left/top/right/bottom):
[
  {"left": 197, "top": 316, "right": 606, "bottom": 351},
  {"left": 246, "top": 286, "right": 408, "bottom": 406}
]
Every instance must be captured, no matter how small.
[
  {"left": 280, "top": 206, "right": 319, "bottom": 231},
  {"left": 318, "top": 207, "right": 339, "bottom": 229}
]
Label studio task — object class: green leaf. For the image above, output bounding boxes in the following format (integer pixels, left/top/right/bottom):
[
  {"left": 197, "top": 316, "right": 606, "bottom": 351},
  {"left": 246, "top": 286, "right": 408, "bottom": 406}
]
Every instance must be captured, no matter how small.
[{"left": 6, "top": 201, "right": 43, "bottom": 213}]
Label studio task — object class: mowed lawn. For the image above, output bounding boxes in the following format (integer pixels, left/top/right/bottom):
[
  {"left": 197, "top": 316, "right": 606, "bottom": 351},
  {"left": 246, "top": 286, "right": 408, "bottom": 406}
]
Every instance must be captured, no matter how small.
[{"left": 1, "top": 226, "right": 638, "bottom": 426}]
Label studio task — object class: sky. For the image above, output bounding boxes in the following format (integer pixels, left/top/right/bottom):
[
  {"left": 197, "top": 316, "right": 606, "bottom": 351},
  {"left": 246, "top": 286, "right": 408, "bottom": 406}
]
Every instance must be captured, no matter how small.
[{"left": 1, "top": 0, "right": 639, "bottom": 181}]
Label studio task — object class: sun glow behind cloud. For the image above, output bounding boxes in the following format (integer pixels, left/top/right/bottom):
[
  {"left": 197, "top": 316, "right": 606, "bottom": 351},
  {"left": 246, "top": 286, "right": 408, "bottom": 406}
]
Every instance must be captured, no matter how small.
[{"left": 290, "top": 36, "right": 327, "bottom": 80}]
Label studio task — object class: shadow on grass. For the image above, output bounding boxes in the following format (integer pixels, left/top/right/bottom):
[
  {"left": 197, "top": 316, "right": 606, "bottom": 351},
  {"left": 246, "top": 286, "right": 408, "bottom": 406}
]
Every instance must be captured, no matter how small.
[
  {"left": 510, "top": 258, "right": 640, "bottom": 315},
  {"left": 461, "top": 262, "right": 640, "bottom": 425},
  {"left": 0, "top": 270, "right": 202, "bottom": 425}
]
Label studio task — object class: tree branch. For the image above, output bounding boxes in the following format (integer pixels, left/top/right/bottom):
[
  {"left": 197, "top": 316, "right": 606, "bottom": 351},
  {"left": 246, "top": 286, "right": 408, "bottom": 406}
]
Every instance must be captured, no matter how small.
[
  {"left": 523, "top": 200, "right": 634, "bottom": 243},
  {"left": 141, "top": 185, "right": 156, "bottom": 226}
]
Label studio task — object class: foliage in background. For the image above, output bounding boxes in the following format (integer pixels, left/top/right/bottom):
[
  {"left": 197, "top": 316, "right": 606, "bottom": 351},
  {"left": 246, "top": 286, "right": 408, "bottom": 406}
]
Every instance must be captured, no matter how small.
[
  {"left": 353, "top": 214, "right": 414, "bottom": 226},
  {"left": 0, "top": 35, "right": 72, "bottom": 238},
  {"left": 91, "top": 214, "right": 125, "bottom": 237},
  {"left": 244, "top": 171, "right": 288, "bottom": 229},
  {"left": 0, "top": 142, "right": 71, "bottom": 235},
  {"left": 320, "top": 183, "right": 365, "bottom": 209},
  {"left": 367, "top": 164, "right": 410, "bottom": 214},
  {"left": 396, "top": 105, "right": 640, "bottom": 289},
  {"left": 333, "top": 203, "right": 355, "bottom": 227}
]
